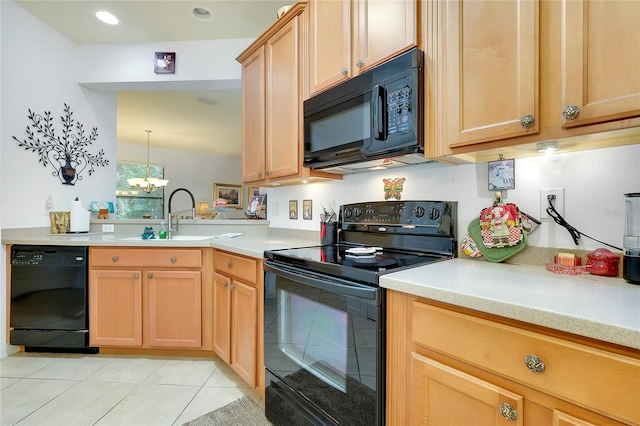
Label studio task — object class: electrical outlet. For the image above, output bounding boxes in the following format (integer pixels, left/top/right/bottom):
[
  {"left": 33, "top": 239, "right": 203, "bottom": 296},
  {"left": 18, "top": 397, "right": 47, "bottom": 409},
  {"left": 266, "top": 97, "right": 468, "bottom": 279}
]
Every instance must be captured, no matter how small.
[
  {"left": 540, "top": 188, "right": 565, "bottom": 219},
  {"left": 102, "top": 224, "right": 115, "bottom": 233}
]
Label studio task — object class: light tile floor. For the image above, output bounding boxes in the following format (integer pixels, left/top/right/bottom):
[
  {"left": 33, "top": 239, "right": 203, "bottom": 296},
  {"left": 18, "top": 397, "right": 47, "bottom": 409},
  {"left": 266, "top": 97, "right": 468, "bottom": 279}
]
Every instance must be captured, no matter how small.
[{"left": 0, "top": 350, "right": 261, "bottom": 426}]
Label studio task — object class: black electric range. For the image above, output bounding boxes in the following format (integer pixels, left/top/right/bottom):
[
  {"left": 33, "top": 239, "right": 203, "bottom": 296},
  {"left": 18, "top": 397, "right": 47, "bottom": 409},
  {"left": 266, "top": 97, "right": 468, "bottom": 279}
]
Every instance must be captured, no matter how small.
[{"left": 263, "top": 200, "right": 457, "bottom": 426}]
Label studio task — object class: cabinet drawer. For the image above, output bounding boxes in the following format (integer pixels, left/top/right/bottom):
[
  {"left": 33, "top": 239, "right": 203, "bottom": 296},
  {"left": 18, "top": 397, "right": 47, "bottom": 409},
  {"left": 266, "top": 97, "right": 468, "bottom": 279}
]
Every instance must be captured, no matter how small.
[
  {"left": 412, "top": 302, "right": 640, "bottom": 424},
  {"left": 90, "top": 248, "right": 202, "bottom": 268},
  {"left": 213, "top": 250, "right": 257, "bottom": 283}
]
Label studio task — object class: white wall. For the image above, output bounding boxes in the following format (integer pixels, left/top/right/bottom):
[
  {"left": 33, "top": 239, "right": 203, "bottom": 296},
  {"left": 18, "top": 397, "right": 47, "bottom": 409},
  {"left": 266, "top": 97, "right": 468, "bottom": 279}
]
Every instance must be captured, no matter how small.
[
  {"left": 266, "top": 144, "right": 640, "bottom": 251},
  {"left": 1, "top": 1, "right": 117, "bottom": 230}
]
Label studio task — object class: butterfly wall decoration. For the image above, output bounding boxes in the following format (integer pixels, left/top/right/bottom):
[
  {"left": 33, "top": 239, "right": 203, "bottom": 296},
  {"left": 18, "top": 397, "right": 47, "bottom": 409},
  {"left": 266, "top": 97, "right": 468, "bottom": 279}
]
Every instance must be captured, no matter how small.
[{"left": 383, "top": 178, "right": 405, "bottom": 200}]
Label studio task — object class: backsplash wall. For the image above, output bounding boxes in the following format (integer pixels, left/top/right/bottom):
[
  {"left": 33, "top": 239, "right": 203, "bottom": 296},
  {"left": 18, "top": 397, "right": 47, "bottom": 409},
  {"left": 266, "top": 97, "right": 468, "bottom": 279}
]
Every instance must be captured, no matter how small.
[{"left": 265, "top": 144, "right": 640, "bottom": 251}]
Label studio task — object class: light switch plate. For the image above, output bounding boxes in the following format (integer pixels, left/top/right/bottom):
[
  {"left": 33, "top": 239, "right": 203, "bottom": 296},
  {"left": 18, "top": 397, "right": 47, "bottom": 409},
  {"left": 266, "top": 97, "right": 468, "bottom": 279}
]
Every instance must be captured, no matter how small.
[{"left": 102, "top": 224, "right": 115, "bottom": 233}]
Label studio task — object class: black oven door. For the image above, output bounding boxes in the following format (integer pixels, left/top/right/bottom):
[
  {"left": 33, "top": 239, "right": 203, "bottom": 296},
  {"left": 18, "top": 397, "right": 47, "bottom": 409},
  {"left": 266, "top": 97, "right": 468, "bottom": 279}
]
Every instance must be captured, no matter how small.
[{"left": 263, "top": 261, "right": 385, "bottom": 426}]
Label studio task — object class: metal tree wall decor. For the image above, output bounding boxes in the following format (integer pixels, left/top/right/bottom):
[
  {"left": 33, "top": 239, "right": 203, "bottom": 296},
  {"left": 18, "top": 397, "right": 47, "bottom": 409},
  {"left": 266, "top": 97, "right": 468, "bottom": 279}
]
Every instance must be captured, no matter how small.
[{"left": 12, "top": 103, "right": 109, "bottom": 185}]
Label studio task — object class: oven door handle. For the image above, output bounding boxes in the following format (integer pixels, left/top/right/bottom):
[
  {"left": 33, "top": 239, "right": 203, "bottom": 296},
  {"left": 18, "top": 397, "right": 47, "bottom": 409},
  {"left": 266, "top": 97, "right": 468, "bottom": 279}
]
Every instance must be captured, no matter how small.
[{"left": 264, "top": 262, "right": 378, "bottom": 300}]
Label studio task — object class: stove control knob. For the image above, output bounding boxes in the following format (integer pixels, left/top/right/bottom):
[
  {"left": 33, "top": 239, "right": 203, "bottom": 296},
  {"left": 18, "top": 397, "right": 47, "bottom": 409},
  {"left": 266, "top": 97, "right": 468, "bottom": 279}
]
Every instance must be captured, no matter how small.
[
  {"left": 429, "top": 207, "right": 441, "bottom": 220},
  {"left": 414, "top": 206, "right": 425, "bottom": 218},
  {"left": 344, "top": 208, "right": 353, "bottom": 219},
  {"left": 354, "top": 207, "right": 363, "bottom": 218}
]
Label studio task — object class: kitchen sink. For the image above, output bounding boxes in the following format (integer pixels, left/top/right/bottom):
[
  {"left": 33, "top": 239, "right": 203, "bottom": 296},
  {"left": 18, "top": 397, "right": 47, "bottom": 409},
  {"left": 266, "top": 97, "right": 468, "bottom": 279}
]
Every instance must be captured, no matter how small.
[{"left": 118, "top": 235, "right": 214, "bottom": 241}]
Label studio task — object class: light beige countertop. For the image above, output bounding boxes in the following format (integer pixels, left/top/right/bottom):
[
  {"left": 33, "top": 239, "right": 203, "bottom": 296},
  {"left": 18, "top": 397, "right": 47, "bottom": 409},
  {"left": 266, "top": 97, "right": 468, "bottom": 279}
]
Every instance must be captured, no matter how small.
[
  {"left": 380, "top": 258, "right": 640, "bottom": 350},
  {"left": 1, "top": 222, "right": 319, "bottom": 259}
]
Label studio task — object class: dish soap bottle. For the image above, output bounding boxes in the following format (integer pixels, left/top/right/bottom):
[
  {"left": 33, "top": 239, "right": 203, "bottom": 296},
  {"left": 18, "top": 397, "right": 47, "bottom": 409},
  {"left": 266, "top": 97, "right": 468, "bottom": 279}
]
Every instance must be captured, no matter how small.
[{"left": 159, "top": 222, "right": 167, "bottom": 239}]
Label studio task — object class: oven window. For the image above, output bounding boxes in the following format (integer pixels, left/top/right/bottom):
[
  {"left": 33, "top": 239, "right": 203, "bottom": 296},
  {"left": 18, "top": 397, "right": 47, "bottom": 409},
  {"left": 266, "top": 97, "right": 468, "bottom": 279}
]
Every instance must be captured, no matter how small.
[
  {"left": 264, "top": 273, "right": 379, "bottom": 425},
  {"left": 280, "top": 291, "right": 349, "bottom": 391}
]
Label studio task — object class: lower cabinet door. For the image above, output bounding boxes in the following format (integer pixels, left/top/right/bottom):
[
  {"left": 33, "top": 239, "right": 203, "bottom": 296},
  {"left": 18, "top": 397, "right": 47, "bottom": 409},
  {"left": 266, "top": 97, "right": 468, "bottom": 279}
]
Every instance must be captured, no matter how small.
[
  {"left": 147, "top": 270, "right": 202, "bottom": 348},
  {"left": 212, "top": 272, "right": 232, "bottom": 362},
  {"left": 231, "top": 280, "right": 258, "bottom": 387},
  {"left": 89, "top": 269, "right": 143, "bottom": 347},
  {"left": 411, "top": 352, "right": 524, "bottom": 426}
]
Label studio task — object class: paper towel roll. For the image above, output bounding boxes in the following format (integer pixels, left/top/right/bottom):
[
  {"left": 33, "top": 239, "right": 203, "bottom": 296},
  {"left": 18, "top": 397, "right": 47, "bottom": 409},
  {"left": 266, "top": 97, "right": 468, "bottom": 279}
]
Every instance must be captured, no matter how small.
[{"left": 70, "top": 198, "right": 90, "bottom": 233}]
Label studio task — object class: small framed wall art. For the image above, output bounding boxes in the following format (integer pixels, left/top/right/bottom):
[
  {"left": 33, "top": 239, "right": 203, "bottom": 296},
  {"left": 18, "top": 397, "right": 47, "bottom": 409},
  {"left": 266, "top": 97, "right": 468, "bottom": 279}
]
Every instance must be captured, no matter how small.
[
  {"left": 302, "top": 199, "right": 313, "bottom": 220},
  {"left": 289, "top": 200, "right": 298, "bottom": 219},
  {"left": 155, "top": 52, "right": 176, "bottom": 74},
  {"left": 488, "top": 158, "right": 515, "bottom": 191}
]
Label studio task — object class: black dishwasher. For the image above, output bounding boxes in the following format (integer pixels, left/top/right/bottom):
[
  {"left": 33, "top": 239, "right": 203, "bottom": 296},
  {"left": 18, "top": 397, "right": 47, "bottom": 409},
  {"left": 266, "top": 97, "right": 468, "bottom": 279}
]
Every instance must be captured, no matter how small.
[{"left": 10, "top": 245, "right": 94, "bottom": 352}]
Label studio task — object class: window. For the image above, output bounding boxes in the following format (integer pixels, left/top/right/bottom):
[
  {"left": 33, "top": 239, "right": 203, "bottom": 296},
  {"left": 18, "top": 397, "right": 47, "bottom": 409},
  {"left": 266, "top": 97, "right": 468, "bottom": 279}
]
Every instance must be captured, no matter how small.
[{"left": 115, "top": 162, "right": 165, "bottom": 219}]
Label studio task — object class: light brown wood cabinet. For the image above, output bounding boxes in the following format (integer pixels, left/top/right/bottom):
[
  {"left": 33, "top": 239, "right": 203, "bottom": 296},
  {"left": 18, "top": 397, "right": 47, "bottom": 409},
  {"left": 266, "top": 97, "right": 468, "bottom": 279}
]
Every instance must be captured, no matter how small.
[
  {"left": 387, "top": 290, "right": 640, "bottom": 426},
  {"left": 88, "top": 248, "right": 202, "bottom": 349},
  {"left": 424, "top": 0, "right": 640, "bottom": 160},
  {"left": 308, "top": 0, "right": 417, "bottom": 96},
  {"left": 211, "top": 250, "right": 264, "bottom": 391},
  {"left": 237, "top": 1, "right": 339, "bottom": 186}
]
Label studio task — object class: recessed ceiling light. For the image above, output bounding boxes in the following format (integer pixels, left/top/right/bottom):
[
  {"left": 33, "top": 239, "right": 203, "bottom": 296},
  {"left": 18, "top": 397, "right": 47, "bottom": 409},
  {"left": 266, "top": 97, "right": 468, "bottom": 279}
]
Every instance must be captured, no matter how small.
[
  {"left": 95, "top": 11, "right": 119, "bottom": 25},
  {"left": 191, "top": 6, "right": 213, "bottom": 22}
]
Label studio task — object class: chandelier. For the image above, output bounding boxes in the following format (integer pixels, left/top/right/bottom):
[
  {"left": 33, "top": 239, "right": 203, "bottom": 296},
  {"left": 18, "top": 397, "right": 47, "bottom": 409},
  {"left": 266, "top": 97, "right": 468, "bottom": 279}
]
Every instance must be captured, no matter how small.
[{"left": 127, "top": 130, "right": 169, "bottom": 193}]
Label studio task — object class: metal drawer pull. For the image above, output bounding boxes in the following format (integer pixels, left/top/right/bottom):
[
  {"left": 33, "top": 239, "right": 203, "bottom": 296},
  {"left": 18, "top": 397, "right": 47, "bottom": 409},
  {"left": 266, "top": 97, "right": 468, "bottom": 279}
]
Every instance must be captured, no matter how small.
[
  {"left": 227, "top": 261, "right": 232, "bottom": 268},
  {"left": 356, "top": 59, "right": 363, "bottom": 68},
  {"left": 524, "top": 354, "right": 546, "bottom": 373},
  {"left": 520, "top": 114, "right": 535, "bottom": 129},
  {"left": 341, "top": 67, "right": 348, "bottom": 75},
  {"left": 171, "top": 257, "right": 177, "bottom": 263},
  {"left": 498, "top": 402, "right": 518, "bottom": 421},
  {"left": 112, "top": 256, "right": 118, "bottom": 262},
  {"left": 562, "top": 105, "right": 580, "bottom": 120}
]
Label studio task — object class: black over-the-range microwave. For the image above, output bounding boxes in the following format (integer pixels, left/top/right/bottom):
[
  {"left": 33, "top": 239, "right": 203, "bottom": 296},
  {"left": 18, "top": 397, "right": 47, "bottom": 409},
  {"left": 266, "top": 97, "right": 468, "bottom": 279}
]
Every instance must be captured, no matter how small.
[{"left": 303, "top": 48, "right": 428, "bottom": 173}]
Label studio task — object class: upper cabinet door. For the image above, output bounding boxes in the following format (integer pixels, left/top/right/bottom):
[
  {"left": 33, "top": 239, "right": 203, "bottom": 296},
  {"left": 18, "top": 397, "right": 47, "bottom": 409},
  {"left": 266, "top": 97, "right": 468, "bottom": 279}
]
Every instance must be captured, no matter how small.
[
  {"left": 561, "top": 0, "right": 640, "bottom": 128},
  {"left": 308, "top": 0, "right": 352, "bottom": 96},
  {"left": 241, "top": 47, "right": 266, "bottom": 182},
  {"left": 266, "top": 17, "right": 300, "bottom": 180},
  {"left": 355, "top": 0, "right": 417, "bottom": 73},
  {"left": 446, "top": 0, "right": 539, "bottom": 148}
]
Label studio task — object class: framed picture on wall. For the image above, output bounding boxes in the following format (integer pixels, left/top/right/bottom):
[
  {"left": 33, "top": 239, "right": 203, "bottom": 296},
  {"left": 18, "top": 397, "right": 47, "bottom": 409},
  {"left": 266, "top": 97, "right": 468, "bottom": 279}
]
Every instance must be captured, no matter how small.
[
  {"left": 289, "top": 200, "right": 298, "bottom": 219},
  {"left": 154, "top": 52, "right": 176, "bottom": 74},
  {"left": 488, "top": 158, "right": 515, "bottom": 191},
  {"left": 303, "top": 199, "right": 313, "bottom": 220},
  {"left": 214, "top": 183, "right": 243, "bottom": 209}
]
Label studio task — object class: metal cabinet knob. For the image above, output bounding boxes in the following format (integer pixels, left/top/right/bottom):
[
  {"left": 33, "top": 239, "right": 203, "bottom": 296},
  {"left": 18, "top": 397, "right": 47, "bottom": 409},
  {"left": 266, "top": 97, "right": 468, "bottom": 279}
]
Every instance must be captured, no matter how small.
[
  {"left": 133, "top": 273, "right": 140, "bottom": 279},
  {"left": 524, "top": 354, "right": 546, "bottom": 373},
  {"left": 356, "top": 59, "right": 363, "bottom": 68},
  {"left": 341, "top": 67, "right": 348, "bottom": 75},
  {"left": 562, "top": 105, "right": 580, "bottom": 120},
  {"left": 170, "top": 257, "right": 177, "bottom": 263},
  {"left": 231, "top": 284, "right": 235, "bottom": 290},
  {"left": 223, "top": 281, "right": 228, "bottom": 287},
  {"left": 112, "top": 256, "right": 118, "bottom": 262},
  {"left": 227, "top": 262, "right": 232, "bottom": 268},
  {"left": 520, "top": 114, "right": 535, "bottom": 129},
  {"left": 147, "top": 273, "right": 153, "bottom": 279},
  {"left": 258, "top": 171, "right": 262, "bottom": 178},
  {"left": 498, "top": 402, "right": 518, "bottom": 421},
  {"left": 265, "top": 170, "right": 270, "bottom": 176}
]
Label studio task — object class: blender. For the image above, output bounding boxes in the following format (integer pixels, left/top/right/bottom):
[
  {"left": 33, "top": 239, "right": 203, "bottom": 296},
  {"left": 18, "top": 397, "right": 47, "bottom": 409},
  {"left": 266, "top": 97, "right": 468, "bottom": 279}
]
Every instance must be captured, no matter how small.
[{"left": 623, "top": 193, "right": 640, "bottom": 284}]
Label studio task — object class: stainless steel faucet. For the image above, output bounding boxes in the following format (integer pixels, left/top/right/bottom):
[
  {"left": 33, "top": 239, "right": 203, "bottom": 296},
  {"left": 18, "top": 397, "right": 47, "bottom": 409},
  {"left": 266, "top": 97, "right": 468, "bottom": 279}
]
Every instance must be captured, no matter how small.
[{"left": 167, "top": 188, "right": 196, "bottom": 236}]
